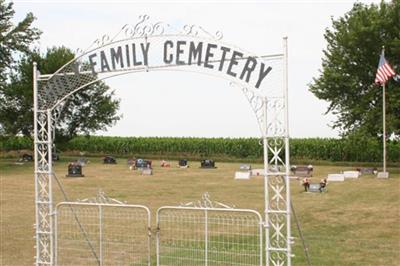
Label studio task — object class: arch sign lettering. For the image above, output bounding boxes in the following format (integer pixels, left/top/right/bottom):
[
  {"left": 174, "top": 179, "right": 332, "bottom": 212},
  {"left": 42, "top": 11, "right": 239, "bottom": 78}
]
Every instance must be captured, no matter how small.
[{"left": 33, "top": 15, "right": 292, "bottom": 266}]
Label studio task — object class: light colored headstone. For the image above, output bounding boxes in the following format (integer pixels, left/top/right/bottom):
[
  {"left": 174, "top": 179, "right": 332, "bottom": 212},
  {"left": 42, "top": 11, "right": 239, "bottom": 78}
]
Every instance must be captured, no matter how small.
[
  {"left": 308, "top": 184, "right": 320, "bottom": 193},
  {"left": 269, "top": 165, "right": 281, "bottom": 172},
  {"left": 377, "top": 172, "right": 389, "bottom": 178},
  {"left": 235, "top": 171, "right": 251, "bottom": 180},
  {"left": 142, "top": 168, "right": 153, "bottom": 175},
  {"left": 251, "top": 169, "right": 265, "bottom": 176},
  {"left": 327, "top": 173, "right": 345, "bottom": 182},
  {"left": 239, "top": 164, "right": 251, "bottom": 171},
  {"left": 343, "top": 171, "right": 360, "bottom": 179}
]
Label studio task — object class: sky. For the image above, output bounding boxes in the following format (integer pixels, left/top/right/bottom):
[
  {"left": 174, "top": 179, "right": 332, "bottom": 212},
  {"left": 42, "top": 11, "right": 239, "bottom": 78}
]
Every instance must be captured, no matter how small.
[{"left": 12, "top": 0, "right": 380, "bottom": 138}]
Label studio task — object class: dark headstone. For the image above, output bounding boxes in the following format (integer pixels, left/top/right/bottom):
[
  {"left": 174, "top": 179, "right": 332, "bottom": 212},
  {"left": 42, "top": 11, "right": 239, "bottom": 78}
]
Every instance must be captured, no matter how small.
[
  {"left": 103, "top": 156, "right": 117, "bottom": 164},
  {"left": 22, "top": 154, "right": 33, "bottom": 162},
  {"left": 357, "top": 167, "right": 377, "bottom": 175},
  {"left": 179, "top": 159, "right": 188, "bottom": 168},
  {"left": 135, "top": 158, "right": 152, "bottom": 169},
  {"left": 200, "top": 159, "right": 216, "bottom": 168},
  {"left": 291, "top": 165, "right": 313, "bottom": 177},
  {"left": 66, "top": 162, "right": 84, "bottom": 177}
]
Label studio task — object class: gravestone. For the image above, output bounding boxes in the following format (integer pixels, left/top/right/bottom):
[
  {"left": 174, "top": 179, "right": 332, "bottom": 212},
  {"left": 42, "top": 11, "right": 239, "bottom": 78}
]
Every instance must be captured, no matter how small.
[
  {"left": 103, "top": 156, "right": 116, "bottom": 164},
  {"left": 291, "top": 165, "right": 313, "bottom": 177},
  {"left": 77, "top": 158, "right": 88, "bottom": 166},
  {"left": 343, "top": 171, "right": 359, "bottom": 178},
  {"left": 22, "top": 154, "right": 33, "bottom": 162},
  {"left": 141, "top": 168, "right": 153, "bottom": 175},
  {"left": 269, "top": 165, "right": 281, "bottom": 172},
  {"left": 239, "top": 164, "right": 251, "bottom": 171},
  {"left": 178, "top": 159, "right": 189, "bottom": 168},
  {"left": 308, "top": 183, "right": 320, "bottom": 193},
  {"left": 135, "top": 159, "right": 152, "bottom": 169},
  {"left": 200, "top": 159, "right": 216, "bottom": 168},
  {"left": 251, "top": 169, "right": 265, "bottom": 176},
  {"left": 66, "top": 162, "right": 84, "bottom": 177},
  {"left": 327, "top": 173, "right": 345, "bottom": 182},
  {"left": 357, "top": 167, "right": 377, "bottom": 175},
  {"left": 377, "top": 172, "right": 389, "bottom": 178},
  {"left": 235, "top": 171, "right": 251, "bottom": 180}
]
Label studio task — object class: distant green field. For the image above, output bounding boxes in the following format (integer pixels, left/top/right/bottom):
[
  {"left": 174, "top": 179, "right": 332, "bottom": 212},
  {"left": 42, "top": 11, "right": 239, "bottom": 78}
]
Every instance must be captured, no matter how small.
[
  {"left": 1, "top": 157, "right": 399, "bottom": 265},
  {"left": 1, "top": 136, "right": 400, "bottom": 163}
]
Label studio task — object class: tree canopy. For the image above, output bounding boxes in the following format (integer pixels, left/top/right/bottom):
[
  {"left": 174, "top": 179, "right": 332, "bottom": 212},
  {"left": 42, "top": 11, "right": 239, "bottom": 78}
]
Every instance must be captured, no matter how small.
[
  {"left": 0, "top": 0, "right": 40, "bottom": 86},
  {"left": 0, "top": 47, "right": 121, "bottom": 140},
  {"left": 0, "top": 1, "right": 121, "bottom": 140},
  {"left": 309, "top": 1, "right": 400, "bottom": 138}
]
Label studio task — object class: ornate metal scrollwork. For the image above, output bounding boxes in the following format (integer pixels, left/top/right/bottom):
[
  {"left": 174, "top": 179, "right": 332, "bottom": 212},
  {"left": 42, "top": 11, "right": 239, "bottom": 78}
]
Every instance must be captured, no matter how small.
[
  {"left": 75, "top": 14, "right": 223, "bottom": 57},
  {"left": 122, "top": 14, "right": 169, "bottom": 38},
  {"left": 181, "top": 24, "right": 223, "bottom": 40},
  {"left": 180, "top": 192, "right": 235, "bottom": 209},
  {"left": 229, "top": 83, "right": 265, "bottom": 134},
  {"left": 78, "top": 190, "right": 127, "bottom": 205},
  {"left": 266, "top": 98, "right": 286, "bottom": 137}
]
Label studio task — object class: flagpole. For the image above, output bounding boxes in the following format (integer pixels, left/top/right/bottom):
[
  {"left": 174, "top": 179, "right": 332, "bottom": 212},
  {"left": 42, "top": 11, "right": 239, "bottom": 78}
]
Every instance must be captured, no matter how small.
[
  {"left": 382, "top": 45, "right": 387, "bottom": 174},
  {"left": 376, "top": 46, "right": 395, "bottom": 177},
  {"left": 382, "top": 82, "right": 386, "bottom": 173}
]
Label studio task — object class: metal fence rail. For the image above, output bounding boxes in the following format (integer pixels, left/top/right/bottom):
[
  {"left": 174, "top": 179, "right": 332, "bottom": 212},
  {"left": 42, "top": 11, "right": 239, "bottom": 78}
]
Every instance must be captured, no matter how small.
[
  {"left": 156, "top": 206, "right": 263, "bottom": 266},
  {"left": 55, "top": 202, "right": 151, "bottom": 266}
]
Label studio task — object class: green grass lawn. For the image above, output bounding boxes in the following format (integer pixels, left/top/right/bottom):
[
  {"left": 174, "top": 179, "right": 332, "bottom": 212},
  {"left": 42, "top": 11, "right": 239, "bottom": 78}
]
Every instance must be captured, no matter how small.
[{"left": 1, "top": 157, "right": 399, "bottom": 265}]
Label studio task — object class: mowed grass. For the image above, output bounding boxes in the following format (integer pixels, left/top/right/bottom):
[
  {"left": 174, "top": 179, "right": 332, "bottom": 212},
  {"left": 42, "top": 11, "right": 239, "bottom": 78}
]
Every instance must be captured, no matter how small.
[{"left": 0, "top": 157, "right": 399, "bottom": 265}]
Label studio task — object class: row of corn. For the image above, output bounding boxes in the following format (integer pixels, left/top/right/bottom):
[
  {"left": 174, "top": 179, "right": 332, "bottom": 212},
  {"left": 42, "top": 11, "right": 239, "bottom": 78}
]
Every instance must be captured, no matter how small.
[{"left": 1, "top": 136, "right": 399, "bottom": 162}]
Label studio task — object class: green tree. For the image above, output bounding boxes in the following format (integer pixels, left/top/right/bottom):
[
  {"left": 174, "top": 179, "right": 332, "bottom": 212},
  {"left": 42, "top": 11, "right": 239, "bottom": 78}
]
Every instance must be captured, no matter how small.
[
  {"left": 309, "top": 1, "right": 400, "bottom": 138},
  {"left": 0, "top": 47, "right": 121, "bottom": 141},
  {"left": 0, "top": 0, "right": 41, "bottom": 87}
]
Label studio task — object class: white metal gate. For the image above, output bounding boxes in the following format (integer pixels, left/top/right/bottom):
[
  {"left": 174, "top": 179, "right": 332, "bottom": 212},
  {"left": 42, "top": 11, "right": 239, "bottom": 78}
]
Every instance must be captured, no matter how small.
[
  {"left": 156, "top": 206, "right": 263, "bottom": 266},
  {"left": 55, "top": 202, "right": 151, "bottom": 266}
]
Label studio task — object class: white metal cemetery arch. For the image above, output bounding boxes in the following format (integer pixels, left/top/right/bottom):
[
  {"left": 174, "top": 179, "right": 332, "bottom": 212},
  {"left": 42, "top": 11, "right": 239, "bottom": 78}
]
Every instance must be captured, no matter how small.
[{"left": 33, "top": 16, "right": 291, "bottom": 266}]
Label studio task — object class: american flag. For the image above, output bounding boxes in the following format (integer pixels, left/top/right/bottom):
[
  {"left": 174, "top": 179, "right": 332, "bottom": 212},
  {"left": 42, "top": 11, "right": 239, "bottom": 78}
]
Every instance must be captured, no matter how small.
[{"left": 375, "top": 52, "right": 396, "bottom": 84}]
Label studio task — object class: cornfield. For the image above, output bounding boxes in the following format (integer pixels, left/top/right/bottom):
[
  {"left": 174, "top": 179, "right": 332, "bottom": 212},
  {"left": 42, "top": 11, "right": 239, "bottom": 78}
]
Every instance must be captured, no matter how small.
[{"left": 1, "top": 136, "right": 399, "bottom": 163}]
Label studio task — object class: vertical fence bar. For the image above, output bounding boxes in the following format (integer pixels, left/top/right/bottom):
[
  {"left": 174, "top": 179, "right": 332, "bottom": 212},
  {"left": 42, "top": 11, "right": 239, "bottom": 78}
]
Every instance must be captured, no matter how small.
[
  {"left": 99, "top": 205, "right": 103, "bottom": 266},
  {"left": 47, "top": 108, "right": 54, "bottom": 265},
  {"left": 54, "top": 208, "right": 58, "bottom": 266},
  {"left": 33, "top": 62, "right": 40, "bottom": 265},
  {"left": 259, "top": 219, "right": 263, "bottom": 266},
  {"left": 147, "top": 211, "right": 151, "bottom": 266},
  {"left": 263, "top": 96, "right": 269, "bottom": 266},
  {"left": 283, "top": 36, "right": 292, "bottom": 265},
  {"left": 156, "top": 218, "right": 160, "bottom": 266},
  {"left": 204, "top": 208, "right": 208, "bottom": 266}
]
